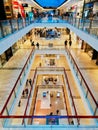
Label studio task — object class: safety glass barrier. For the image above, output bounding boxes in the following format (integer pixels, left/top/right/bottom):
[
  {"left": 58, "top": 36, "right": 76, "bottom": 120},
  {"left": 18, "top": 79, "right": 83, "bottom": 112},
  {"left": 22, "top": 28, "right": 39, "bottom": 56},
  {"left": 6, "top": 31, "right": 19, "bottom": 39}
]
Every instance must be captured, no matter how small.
[
  {"left": 1, "top": 20, "right": 12, "bottom": 37},
  {"left": 17, "top": 18, "right": 23, "bottom": 30},
  {"left": 11, "top": 19, "right": 18, "bottom": 32},
  {"left": 25, "top": 18, "right": 30, "bottom": 26},
  {"left": 67, "top": 18, "right": 98, "bottom": 39},
  {"left": 90, "top": 20, "right": 98, "bottom": 38},
  {"left": 0, "top": 49, "right": 34, "bottom": 117},
  {"left": 0, "top": 27, "right": 3, "bottom": 39},
  {"left": 0, "top": 115, "right": 98, "bottom": 127},
  {"left": 0, "top": 17, "right": 98, "bottom": 40},
  {"left": 66, "top": 47, "right": 98, "bottom": 116},
  {"left": 81, "top": 19, "right": 91, "bottom": 33},
  {"left": 64, "top": 69, "right": 79, "bottom": 125}
]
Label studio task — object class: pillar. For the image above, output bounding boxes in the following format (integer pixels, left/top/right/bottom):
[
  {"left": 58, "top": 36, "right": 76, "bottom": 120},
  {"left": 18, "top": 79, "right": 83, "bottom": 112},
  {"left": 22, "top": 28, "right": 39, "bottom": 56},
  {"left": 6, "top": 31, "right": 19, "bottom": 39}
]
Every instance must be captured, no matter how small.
[
  {"left": 0, "top": 0, "right": 6, "bottom": 20},
  {"left": 92, "top": 49, "right": 98, "bottom": 60}
]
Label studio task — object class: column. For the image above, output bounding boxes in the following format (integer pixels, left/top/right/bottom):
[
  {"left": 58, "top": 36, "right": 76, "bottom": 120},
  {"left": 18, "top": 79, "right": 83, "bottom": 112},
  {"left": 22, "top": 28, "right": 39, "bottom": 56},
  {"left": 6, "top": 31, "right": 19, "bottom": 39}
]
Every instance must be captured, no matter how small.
[
  {"left": 81, "top": 40, "right": 84, "bottom": 50},
  {"left": 96, "top": 54, "right": 98, "bottom": 65},
  {"left": 0, "top": 0, "right": 6, "bottom": 20},
  {"left": 92, "top": 49, "right": 98, "bottom": 60}
]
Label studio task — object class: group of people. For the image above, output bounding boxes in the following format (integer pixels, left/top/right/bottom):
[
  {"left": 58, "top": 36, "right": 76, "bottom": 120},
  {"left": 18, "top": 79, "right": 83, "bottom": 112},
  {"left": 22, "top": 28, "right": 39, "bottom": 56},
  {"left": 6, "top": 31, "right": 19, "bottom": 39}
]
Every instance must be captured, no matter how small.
[
  {"left": 64, "top": 40, "right": 72, "bottom": 47},
  {"left": 30, "top": 39, "right": 40, "bottom": 49},
  {"left": 18, "top": 79, "right": 32, "bottom": 107},
  {"left": 26, "top": 79, "right": 32, "bottom": 87}
]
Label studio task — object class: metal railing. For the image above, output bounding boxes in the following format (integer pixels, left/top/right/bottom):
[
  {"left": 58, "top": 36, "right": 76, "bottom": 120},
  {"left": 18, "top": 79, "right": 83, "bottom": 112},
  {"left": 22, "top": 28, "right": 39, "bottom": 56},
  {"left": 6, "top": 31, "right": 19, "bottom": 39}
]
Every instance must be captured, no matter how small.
[
  {"left": 0, "top": 17, "right": 98, "bottom": 41},
  {"left": 65, "top": 47, "right": 98, "bottom": 116},
  {"left": 0, "top": 48, "right": 34, "bottom": 115},
  {"left": 66, "top": 17, "right": 98, "bottom": 38},
  {"left": 22, "top": 69, "right": 37, "bottom": 125}
]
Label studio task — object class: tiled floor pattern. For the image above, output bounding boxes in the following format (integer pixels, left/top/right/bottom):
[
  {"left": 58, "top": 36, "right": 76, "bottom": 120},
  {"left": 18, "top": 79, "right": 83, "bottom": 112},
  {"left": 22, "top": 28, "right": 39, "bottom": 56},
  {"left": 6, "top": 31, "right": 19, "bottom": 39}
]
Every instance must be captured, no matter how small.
[
  {"left": 0, "top": 40, "right": 33, "bottom": 112},
  {"left": 70, "top": 48, "right": 98, "bottom": 102},
  {"left": 28, "top": 73, "right": 91, "bottom": 125},
  {"left": 0, "top": 32, "right": 98, "bottom": 127},
  {"left": 33, "top": 88, "right": 65, "bottom": 125}
]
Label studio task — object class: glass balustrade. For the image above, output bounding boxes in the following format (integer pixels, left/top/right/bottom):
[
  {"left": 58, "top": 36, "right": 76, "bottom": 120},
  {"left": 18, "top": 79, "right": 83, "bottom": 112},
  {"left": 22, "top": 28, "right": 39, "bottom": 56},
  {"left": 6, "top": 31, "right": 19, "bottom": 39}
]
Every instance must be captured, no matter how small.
[
  {"left": 0, "top": 17, "right": 98, "bottom": 40},
  {"left": 66, "top": 48, "right": 98, "bottom": 118}
]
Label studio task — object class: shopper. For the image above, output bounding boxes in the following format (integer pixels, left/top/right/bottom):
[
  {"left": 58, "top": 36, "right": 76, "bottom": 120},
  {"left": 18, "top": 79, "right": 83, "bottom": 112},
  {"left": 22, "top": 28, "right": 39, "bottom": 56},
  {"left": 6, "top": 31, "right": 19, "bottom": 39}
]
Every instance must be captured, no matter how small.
[
  {"left": 36, "top": 42, "right": 39, "bottom": 49},
  {"left": 22, "top": 90, "right": 25, "bottom": 97},
  {"left": 18, "top": 100, "right": 21, "bottom": 107},
  {"left": 69, "top": 40, "right": 72, "bottom": 47},
  {"left": 25, "top": 88, "right": 28, "bottom": 97},
  {"left": 26, "top": 79, "right": 29, "bottom": 86},
  {"left": 29, "top": 79, "right": 32, "bottom": 87},
  {"left": 31, "top": 41, "right": 35, "bottom": 47},
  {"left": 56, "top": 110, "right": 59, "bottom": 115},
  {"left": 64, "top": 40, "right": 67, "bottom": 46},
  {"left": 17, "top": 12, "right": 21, "bottom": 19}
]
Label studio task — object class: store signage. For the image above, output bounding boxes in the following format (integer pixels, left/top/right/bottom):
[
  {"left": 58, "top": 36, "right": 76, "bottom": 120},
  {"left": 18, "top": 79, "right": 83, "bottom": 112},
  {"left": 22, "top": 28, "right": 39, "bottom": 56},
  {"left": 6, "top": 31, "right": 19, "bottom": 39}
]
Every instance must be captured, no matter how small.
[{"left": 13, "top": 1, "right": 19, "bottom": 9}]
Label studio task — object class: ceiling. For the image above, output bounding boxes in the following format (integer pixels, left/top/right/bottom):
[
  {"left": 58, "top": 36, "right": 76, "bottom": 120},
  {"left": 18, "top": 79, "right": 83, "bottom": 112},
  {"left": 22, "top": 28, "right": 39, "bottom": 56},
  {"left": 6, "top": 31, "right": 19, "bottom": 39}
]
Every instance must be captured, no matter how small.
[
  {"left": 34, "top": 0, "right": 67, "bottom": 8},
  {"left": 18, "top": 0, "right": 83, "bottom": 10}
]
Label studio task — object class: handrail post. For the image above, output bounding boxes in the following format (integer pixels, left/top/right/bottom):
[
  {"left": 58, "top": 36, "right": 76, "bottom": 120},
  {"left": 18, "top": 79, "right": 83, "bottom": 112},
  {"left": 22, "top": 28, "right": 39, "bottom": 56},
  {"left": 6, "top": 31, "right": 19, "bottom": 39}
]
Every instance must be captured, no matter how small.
[
  {"left": 80, "top": 78, "right": 82, "bottom": 85},
  {"left": 17, "top": 18, "right": 20, "bottom": 30},
  {"left": 89, "top": 19, "right": 92, "bottom": 34},
  {"left": 66, "top": 47, "right": 98, "bottom": 117},
  {"left": 20, "top": 79, "right": 22, "bottom": 85},
  {"left": 94, "top": 106, "right": 97, "bottom": 116},
  {"left": 0, "top": 21, "right": 5, "bottom": 37},
  {"left": 14, "top": 90, "right": 16, "bottom": 98},
  {"left": 9, "top": 19, "right": 13, "bottom": 33},
  {"left": 85, "top": 90, "right": 88, "bottom": 98},
  {"left": 23, "top": 118, "right": 26, "bottom": 127},
  {"left": 6, "top": 107, "right": 9, "bottom": 116},
  {"left": 78, "top": 18, "right": 80, "bottom": 29}
]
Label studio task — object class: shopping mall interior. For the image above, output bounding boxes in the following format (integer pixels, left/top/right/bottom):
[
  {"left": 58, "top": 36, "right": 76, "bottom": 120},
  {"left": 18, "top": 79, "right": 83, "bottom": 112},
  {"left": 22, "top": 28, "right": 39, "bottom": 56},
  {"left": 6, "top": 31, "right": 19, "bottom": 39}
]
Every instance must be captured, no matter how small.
[{"left": 0, "top": 0, "right": 98, "bottom": 130}]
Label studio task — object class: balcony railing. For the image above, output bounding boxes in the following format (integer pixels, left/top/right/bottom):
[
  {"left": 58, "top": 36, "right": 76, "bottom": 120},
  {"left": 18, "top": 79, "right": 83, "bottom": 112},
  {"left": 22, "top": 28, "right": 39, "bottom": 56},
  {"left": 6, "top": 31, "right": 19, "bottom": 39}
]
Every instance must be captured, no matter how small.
[
  {"left": 0, "top": 65, "right": 98, "bottom": 127},
  {"left": 67, "top": 17, "right": 98, "bottom": 39},
  {"left": 0, "top": 48, "right": 34, "bottom": 116},
  {"left": 65, "top": 47, "right": 98, "bottom": 116},
  {"left": 0, "top": 17, "right": 98, "bottom": 41}
]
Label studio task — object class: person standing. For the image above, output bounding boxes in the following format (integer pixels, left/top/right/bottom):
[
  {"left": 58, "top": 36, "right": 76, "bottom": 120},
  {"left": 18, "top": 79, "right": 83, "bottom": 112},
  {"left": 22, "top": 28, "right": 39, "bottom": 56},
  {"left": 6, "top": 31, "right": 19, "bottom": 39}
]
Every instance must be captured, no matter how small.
[
  {"left": 64, "top": 40, "right": 67, "bottom": 46},
  {"left": 17, "top": 12, "right": 21, "bottom": 19},
  {"left": 69, "top": 40, "right": 72, "bottom": 47},
  {"left": 36, "top": 42, "right": 39, "bottom": 49},
  {"left": 29, "top": 79, "right": 32, "bottom": 87}
]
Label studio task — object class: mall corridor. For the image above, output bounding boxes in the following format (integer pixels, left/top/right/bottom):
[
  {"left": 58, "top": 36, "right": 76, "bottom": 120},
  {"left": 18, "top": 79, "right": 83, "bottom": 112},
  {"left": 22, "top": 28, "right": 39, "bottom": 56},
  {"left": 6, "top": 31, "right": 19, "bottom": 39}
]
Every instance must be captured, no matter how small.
[{"left": 0, "top": 0, "right": 98, "bottom": 129}]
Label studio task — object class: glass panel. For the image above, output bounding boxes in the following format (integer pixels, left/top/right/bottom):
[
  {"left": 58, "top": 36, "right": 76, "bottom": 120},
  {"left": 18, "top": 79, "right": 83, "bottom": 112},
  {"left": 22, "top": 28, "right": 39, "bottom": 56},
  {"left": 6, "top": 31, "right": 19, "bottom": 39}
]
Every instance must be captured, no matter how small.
[
  {"left": 14, "top": 80, "right": 21, "bottom": 94},
  {"left": 0, "top": 27, "right": 3, "bottom": 39},
  {"left": 87, "top": 92, "right": 96, "bottom": 113},
  {"left": 11, "top": 118, "right": 23, "bottom": 126},
  {"left": 25, "top": 18, "right": 29, "bottom": 26},
  {"left": 79, "top": 118, "right": 95, "bottom": 125},
  {"left": 82, "top": 19, "right": 90, "bottom": 33},
  {"left": 7, "top": 92, "right": 15, "bottom": 112},
  {"left": 2, "top": 20, "right": 12, "bottom": 37},
  {"left": 79, "top": 19, "right": 85, "bottom": 30},
  {"left": 90, "top": 20, "right": 98, "bottom": 38},
  {"left": 81, "top": 80, "right": 88, "bottom": 96},
  {"left": 18, "top": 18, "right": 23, "bottom": 30},
  {"left": 11, "top": 19, "right": 18, "bottom": 32}
]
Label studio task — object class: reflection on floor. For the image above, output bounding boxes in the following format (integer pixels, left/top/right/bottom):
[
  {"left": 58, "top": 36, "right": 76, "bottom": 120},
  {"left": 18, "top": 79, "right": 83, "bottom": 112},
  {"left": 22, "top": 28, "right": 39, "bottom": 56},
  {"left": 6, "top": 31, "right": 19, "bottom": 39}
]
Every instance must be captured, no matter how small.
[
  {"left": 33, "top": 88, "right": 66, "bottom": 125},
  {"left": 1, "top": 31, "right": 98, "bottom": 127}
]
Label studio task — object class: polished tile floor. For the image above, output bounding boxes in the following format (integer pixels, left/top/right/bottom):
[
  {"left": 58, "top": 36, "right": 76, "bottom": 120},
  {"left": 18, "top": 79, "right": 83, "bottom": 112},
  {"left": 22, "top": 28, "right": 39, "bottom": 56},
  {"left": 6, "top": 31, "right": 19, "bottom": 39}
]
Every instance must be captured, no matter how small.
[{"left": 0, "top": 32, "right": 98, "bottom": 126}]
